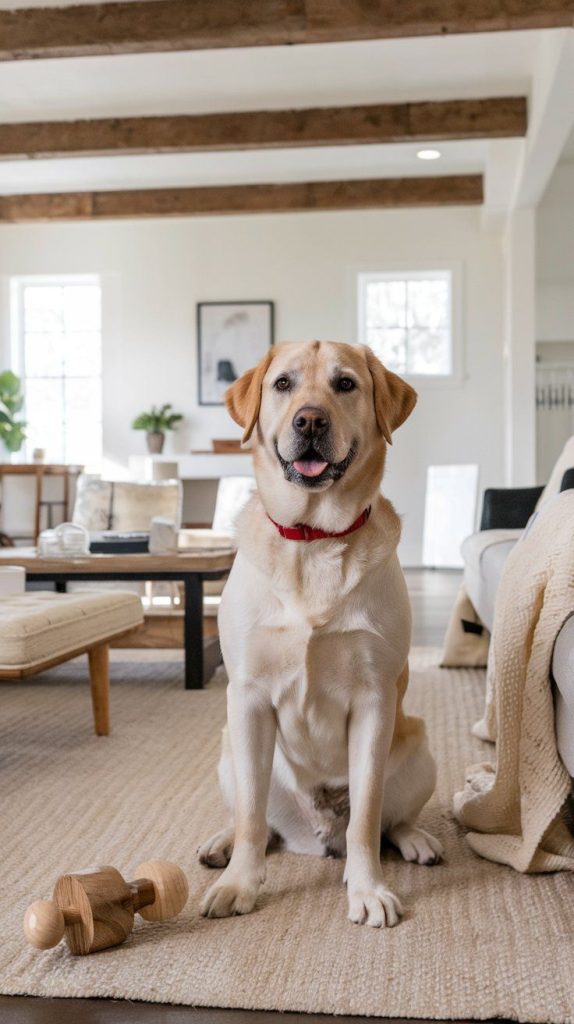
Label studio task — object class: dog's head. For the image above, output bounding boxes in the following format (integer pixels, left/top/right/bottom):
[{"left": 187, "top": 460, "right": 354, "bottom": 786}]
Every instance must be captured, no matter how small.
[{"left": 225, "top": 340, "right": 416, "bottom": 511}]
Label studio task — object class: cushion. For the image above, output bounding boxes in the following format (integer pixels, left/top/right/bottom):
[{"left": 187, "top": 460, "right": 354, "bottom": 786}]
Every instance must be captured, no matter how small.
[
  {"left": 111, "top": 481, "right": 182, "bottom": 531},
  {"left": 72, "top": 476, "right": 113, "bottom": 531},
  {"left": 0, "top": 591, "right": 143, "bottom": 671},
  {"left": 461, "top": 529, "right": 521, "bottom": 631}
]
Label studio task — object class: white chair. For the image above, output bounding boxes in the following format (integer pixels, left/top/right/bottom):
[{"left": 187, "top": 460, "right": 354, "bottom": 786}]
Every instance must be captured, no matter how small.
[
  {"left": 193, "top": 477, "right": 257, "bottom": 609},
  {"left": 212, "top": 476, "right": 257, "bottom": 534}
]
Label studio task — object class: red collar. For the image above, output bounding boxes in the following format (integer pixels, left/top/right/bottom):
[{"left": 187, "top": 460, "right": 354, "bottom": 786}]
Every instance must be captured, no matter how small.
[{"left": 268, "top": 506, "right": 371, "bottom": 542}]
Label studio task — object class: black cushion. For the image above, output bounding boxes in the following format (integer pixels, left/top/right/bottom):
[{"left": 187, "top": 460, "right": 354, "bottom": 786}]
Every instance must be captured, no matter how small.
[{"left": 480, "top": 485, "right": 544, "bottom": 531}]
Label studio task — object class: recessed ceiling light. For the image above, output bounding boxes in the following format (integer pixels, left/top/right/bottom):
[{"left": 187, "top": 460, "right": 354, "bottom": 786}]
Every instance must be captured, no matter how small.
[{"left": 417, "top": 148, "right": 442, "bottom": 161}]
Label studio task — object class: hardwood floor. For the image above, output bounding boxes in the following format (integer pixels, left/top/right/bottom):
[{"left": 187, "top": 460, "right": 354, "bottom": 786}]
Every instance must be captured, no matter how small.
[
  {"left": 0, "top": 1000, "right": 488, "bottom": 1024},
  {"left": 406, "top": 568, "right": 461, "bottom": 646},
  {"left": 3, "top": 570, "right": 468, "bottom": 1024}
]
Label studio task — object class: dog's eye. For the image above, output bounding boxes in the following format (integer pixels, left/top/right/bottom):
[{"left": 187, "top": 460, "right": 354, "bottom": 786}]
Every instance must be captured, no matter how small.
[
  {"left": 337, "top": 377, "right": 356, "bottom": 392},
  {"left": 274, "top": 377, "right": 291, "bottom": 391}
]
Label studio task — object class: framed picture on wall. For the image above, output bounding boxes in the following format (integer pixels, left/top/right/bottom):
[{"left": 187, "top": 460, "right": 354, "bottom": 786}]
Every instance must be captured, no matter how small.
[{"left": 197, "top": 300, "right": 275, "bottom": 406}]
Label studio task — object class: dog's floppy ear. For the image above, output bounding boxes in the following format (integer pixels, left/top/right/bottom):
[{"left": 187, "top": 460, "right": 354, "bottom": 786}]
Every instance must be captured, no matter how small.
[
  {"left": 225, "top": 348, "right": 275, "bottom": 443},
  {"left": 363, "top": 346, "right": 417, "bottom": 445}
]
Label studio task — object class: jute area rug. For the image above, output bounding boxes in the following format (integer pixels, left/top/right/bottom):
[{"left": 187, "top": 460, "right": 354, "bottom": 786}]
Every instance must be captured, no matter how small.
[{"left": 2, "top": 648, "right": 572, "bottom": 1022}]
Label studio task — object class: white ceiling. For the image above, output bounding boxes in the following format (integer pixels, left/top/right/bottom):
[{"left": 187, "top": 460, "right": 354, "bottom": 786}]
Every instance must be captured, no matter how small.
[
  {"left": 0, "top": 141, "right": 491, "bottom": 195},
  {"left": 0, "top": 33, "right": 538, "bottom": 122},
  {"left": 0, "top": 25, "right": 571, "bottom": 217}
]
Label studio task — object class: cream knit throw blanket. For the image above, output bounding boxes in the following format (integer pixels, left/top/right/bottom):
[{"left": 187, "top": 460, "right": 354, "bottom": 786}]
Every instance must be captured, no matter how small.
[{"left": 454, "top": 491, "right": 574, "bottom": 873}]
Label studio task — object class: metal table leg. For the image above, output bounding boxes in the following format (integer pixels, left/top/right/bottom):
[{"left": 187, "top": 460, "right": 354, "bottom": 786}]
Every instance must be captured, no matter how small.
[{"left": 184, "top": 574, "right": 204, "bottom": 690}]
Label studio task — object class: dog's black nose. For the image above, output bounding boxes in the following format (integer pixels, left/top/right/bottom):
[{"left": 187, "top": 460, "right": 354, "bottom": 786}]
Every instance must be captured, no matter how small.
[{"left": 292, "top": 406, "right": 330, "bottom": 439}]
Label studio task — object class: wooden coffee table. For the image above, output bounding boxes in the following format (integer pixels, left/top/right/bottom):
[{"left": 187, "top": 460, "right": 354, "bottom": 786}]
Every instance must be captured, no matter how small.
[{"left": 0, "top": 548, "right": 234, "bottom": 689}]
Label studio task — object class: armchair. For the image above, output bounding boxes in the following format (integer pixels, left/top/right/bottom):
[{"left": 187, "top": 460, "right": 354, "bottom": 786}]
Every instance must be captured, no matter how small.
[{"left": 452, "top": 436, "right": 574, "bottom": 779}]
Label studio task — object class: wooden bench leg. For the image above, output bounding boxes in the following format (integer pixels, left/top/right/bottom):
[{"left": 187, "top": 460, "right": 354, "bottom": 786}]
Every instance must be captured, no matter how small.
[{"left": 88, "top": 643, "right": 110, "bottom": 736}]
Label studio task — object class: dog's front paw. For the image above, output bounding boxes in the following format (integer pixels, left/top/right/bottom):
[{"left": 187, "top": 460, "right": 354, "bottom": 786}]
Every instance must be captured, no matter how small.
[
  {"left": 347, "top": 884, "right": 403, "bottom": 928},
  {"left": 201, "top": 871, "right": 261, "bottom": 919}
]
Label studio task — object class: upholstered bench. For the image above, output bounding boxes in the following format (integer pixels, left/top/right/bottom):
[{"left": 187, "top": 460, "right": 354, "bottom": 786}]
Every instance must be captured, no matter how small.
[{"left": 0, "top": 591, "right": 143, "bottom": 736}]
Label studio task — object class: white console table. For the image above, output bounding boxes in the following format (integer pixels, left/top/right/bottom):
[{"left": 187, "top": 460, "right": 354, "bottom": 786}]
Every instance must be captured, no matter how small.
[{"left": 129, "top": 453, "right": 254, "bottom": 481}]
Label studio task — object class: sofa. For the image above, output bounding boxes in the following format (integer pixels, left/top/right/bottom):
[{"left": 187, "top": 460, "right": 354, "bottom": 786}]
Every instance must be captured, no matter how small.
[
  {"left": 72, "top": 474, "right": 183, "bottom": 531},
  {"left": 461, "top": 436, "right": 574, "bottom": 776}
]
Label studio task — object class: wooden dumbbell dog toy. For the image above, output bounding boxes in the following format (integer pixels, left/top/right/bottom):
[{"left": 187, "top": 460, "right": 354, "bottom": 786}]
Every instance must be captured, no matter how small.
[{"left": 23, "top": 861, "right": 188, "bottom": 955}]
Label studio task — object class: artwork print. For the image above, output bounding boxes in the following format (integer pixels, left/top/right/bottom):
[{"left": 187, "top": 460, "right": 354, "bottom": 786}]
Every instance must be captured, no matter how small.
[{"left": 197, "top": 301, "right": 274, "bottom": 405}]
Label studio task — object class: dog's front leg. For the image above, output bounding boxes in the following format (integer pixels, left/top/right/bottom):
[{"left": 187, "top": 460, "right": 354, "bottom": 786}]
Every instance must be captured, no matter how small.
[
  {"left": 345, "top": 693, "right": 403, "bottom": 928},
  {"left": 201, "top": 684, "right": 276, "bottom": 919}
]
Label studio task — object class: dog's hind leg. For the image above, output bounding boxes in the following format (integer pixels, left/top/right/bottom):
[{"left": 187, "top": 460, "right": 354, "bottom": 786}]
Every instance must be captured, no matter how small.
[
  {"left": 198, "top": 825, "right": 235, "bottom": 868},
  {"left": 198, "top": 728, "right": 329, "bottom": 865},
  {"left": 382, "top": 718, "right": 443, "bottom": 866},
  {"left": 387, "top": 822, "right": 443, "bottom": 865}
]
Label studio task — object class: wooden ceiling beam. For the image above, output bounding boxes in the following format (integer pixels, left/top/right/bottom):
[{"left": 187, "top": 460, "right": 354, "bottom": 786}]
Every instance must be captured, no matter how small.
[
  {"left": 0, "top": 1, "right": 572, "bottom": 62},
  {"left": 0, "top": 98, "right": 526, "bottom": 161},
  {"left": 0, "top": 176, "right": 483, "bottom": 222}
]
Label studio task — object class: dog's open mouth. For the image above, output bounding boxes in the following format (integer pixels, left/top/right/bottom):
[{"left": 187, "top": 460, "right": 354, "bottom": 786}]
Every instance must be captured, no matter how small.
[{"left": 274, "top": 442, "right": 357, "bottom": 488}]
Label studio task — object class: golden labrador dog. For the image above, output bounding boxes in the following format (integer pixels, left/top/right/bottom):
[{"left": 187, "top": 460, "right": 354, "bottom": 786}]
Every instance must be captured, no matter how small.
[{"left": 198, "top": 340, "right": 442, "bottom": 928}]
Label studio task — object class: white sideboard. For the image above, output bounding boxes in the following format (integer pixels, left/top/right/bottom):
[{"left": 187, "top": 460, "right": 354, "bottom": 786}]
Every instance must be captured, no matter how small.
[{"left": 129, "top": 453, "right": 254, "bottom": 481}]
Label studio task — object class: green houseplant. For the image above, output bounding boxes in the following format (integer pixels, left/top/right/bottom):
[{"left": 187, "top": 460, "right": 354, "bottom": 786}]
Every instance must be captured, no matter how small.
[
  {"left": 131, "top": 404, "right": 183, "bottom": 454},
  {"left": 0, "top": 370, "right": 26, "bottom": 456}
]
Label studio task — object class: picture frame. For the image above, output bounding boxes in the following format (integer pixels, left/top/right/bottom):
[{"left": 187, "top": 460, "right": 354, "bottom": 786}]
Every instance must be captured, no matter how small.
[{"left": 197, "top": 300, "right": 275, "bottom": 406}]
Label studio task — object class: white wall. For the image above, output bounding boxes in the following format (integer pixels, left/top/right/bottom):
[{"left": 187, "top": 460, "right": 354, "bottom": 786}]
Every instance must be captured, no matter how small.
[
  {"left": 503, "top": 207, "right": 536, "bottom": 486},
  {"left": 535, "top": 161, "right": 574, "bottom": 483},
  {"left": 0, "top": 206, "right": 505, "bottom": 564},
  {"left": 537, "top": 162, "right": 574, "bottom": 342}
]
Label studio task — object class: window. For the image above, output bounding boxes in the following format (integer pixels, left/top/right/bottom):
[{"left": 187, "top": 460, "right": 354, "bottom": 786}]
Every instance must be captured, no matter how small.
[
  {"left": 12, "top": 277, "right": 102, "bottom": 467},
  {"left": 358, "top": 270, "right": 454, "bottom": 377}
]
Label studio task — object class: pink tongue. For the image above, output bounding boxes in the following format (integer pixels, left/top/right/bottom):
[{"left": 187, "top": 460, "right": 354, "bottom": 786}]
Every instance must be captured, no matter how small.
[{"left": 293, "top": 459, "right": 328, "bottom": 478}]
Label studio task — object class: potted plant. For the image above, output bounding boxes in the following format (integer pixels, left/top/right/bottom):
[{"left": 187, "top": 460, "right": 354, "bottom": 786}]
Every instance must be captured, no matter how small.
[
  {"left": 131, "top": 404, "right": 184, "bottom": 454},
  {"left": 0, "top": 370, "right": 26, "bottom": 459}
]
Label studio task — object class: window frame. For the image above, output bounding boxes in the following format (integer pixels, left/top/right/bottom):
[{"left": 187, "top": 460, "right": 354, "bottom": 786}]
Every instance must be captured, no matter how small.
[
  {"left": 356, "top": 262, "right": 463, "bottom": 385},
  {"left": 10, "top": 273, "right": 103, "bottom": 466}
]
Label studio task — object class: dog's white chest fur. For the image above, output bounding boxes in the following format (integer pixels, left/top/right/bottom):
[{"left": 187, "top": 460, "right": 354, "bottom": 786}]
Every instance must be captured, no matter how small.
[{"left": 219, "top": 525, "right": 409, "bottom": 790}]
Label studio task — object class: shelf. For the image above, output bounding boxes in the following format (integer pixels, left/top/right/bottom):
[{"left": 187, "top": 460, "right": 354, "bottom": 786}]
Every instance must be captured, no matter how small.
[{"left": 129, "top": 453, "right": 254, "bottom": 480}]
